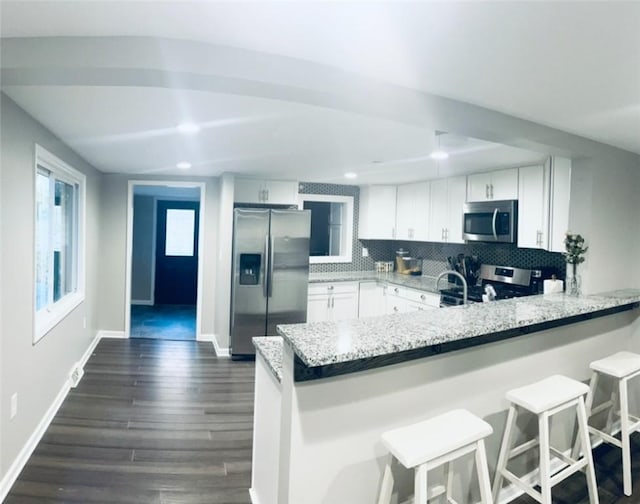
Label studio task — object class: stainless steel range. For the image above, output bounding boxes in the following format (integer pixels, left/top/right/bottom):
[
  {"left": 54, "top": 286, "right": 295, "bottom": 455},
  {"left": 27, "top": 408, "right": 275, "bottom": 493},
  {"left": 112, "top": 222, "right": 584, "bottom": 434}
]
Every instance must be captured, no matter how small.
[{"left": 439, "top": 264, "right": 558, "bottom": 306}]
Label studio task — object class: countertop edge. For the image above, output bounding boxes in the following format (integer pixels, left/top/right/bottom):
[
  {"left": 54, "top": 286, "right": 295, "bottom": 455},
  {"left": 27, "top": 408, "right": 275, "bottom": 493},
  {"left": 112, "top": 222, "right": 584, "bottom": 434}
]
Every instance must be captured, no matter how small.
[{"left": 291, "top": 300, "right": 640, "bottom": 382}]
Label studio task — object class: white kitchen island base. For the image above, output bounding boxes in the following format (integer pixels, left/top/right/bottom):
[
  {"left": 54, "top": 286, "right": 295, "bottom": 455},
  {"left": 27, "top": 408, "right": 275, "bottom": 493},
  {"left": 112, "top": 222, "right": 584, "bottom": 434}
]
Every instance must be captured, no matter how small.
[{"left": 252, "top": 295, "right": 640, "bottom": 504}]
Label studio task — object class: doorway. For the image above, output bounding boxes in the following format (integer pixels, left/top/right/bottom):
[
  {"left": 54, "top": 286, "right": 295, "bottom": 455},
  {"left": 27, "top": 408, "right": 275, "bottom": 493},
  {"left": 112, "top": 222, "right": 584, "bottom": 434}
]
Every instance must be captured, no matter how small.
[{"left": 125, "top": 182, "right": 205, "bottom": 341}]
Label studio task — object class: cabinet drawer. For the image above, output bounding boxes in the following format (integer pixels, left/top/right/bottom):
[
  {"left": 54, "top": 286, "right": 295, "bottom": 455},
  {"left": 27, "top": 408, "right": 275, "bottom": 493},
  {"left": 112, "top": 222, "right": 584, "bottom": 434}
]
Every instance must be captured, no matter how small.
[
  {"left": 308, "top": 282, "right": 359, "bottom": 296},
  {"left": 388, "top": 285, "right": 440, "bottom": 307}
]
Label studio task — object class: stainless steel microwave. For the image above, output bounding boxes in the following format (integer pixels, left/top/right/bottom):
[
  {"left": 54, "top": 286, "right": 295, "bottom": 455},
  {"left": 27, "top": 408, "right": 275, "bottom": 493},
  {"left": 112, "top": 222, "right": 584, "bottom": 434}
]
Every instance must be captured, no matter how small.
[{"left": 462, "top": 200, "right": 518, "bottom": 243}]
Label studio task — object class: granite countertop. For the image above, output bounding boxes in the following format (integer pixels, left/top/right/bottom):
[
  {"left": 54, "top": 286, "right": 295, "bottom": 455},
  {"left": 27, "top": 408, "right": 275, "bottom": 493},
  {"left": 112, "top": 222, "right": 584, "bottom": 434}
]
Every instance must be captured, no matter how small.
[
  {"left": 309, "top": 271, "right": 443, "bottom": 294},
  {"left": 275, "top": 289, "right": 640, "bottom": 381},
  {"left": 253, "top": 336, "right": 283, "bottom": 383}
]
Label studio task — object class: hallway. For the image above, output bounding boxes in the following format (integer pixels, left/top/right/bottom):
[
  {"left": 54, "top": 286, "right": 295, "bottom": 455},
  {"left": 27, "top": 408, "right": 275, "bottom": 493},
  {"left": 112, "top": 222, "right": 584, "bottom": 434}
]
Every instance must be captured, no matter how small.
[
  {"left": 5, "top": 339, "right": 254, "bottom": 503},
  {"left": 130, "top": 305, "right": 197, "bottom": 340}
]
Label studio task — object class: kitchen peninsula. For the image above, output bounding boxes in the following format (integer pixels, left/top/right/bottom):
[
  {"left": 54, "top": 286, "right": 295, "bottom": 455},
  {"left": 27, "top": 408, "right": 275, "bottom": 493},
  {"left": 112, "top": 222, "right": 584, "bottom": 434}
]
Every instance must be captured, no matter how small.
[{"left": 251, "top": 290, "right": 640, "bottom": 504}]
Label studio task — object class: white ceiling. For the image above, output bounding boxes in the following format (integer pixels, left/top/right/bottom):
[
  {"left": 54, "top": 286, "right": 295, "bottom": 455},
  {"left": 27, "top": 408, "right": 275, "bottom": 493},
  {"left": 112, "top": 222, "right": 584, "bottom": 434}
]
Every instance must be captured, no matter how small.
[{"left": 1, "top": 1, "right": 639, "bottom": 185}]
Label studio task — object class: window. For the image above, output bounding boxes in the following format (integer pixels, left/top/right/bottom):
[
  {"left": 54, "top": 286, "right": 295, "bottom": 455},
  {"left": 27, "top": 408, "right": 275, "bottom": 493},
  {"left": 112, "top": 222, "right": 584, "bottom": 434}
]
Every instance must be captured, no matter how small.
[
  {"left": 34, "top": 145, "right": 85, "bottom": 342},
  {"left": 298, "top": 194, "right": 353, "bottom": 264},
  {"left": 165, "top": 209, "right": 195, "bottom": 256}
]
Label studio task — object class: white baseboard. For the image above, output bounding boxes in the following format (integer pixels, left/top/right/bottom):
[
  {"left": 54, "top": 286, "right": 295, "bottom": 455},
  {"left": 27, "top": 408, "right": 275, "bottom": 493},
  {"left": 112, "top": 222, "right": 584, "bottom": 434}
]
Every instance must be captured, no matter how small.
[
  {"left": 211, "top": 334, "right": 230, "bottom": 357},
  {"left": 248, "top": 488, "right": 261, "bottom": 504},
  {"left": 197, "top": 332, "right": 215, "bottom": 343},
  {"left": 98, "top": 330, "right": 127, "bottom": 339},
  {"left": 131, "top": 299, "right": 153, "bottom": 306}
]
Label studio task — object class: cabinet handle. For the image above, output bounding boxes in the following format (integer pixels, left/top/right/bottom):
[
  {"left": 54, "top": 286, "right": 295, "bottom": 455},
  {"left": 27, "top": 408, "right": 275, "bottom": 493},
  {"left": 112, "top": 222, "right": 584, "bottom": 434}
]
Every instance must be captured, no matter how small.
[
  {"left": 394, "top": 287, "right": 399, "bottom": 294},
  {"left": 393, "top": 306, "right": 399, "bottom": 312},
  {"left": 444, "top": 228, "right": 449, "bottom": 242},
  {"left": 327, "top": 285, "right": 334, "bottom": 291},
  {"left": 485, "top": 184, "right": 489, "bottom": 199},
  {"left": 331, "top": 297, "right": 334, "bottom": 308},
  {"left": 265, "top": 189, "right": 269, "bottom": 202},
  {"left": 490, "top": 184, "right": 494, "bottom": 199},
  {"left": 420, "top": 294, "right": 426, "bottom": 301},
  {"left": 327, "top": 296, "right": 331, "bottom": 308},
  {"left": 392, "top": 227, "right": 396, "bottom": 239}
]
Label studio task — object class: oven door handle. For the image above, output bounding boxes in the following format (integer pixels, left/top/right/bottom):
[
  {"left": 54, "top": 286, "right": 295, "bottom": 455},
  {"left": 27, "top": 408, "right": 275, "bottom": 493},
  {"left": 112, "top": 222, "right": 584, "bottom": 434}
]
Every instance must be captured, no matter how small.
[{"left": 491, "top": 208, "right": 498, "bottom": 241}]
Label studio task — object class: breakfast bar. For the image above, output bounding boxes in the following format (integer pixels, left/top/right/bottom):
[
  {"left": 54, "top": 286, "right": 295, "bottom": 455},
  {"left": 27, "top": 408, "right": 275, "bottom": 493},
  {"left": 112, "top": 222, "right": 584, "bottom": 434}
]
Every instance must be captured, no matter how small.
[{"left": 251, "top": 291, "right": 640, "bottom": 504}]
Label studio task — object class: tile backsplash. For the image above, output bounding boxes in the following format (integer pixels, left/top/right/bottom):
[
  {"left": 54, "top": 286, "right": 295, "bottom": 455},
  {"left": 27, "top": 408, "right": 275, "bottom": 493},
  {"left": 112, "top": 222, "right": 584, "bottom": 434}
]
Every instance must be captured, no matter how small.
[{"left": 299, "top": 182, "right": 566, "bottom": 278}]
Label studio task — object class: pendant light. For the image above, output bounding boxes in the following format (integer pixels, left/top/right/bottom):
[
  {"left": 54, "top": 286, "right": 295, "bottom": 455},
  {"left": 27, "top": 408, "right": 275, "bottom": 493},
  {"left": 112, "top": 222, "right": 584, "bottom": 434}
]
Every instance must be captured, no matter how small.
[{"left": 429, "top": 131, "right": 449, "bottom": 160}]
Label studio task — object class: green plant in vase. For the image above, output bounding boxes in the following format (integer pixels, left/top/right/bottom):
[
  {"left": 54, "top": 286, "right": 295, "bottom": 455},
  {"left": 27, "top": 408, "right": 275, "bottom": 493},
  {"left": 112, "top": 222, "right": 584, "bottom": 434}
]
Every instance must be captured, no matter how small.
[{"left": 563, "top": 233, "right": 588, "bottom": 296}]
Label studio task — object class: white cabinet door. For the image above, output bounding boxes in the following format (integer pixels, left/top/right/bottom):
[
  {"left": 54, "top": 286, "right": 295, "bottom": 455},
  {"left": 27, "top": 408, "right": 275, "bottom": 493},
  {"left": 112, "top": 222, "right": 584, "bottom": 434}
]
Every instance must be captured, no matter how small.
[
  {"left": 467, "top": 168, "right": 518, "bottom": 201},
  {"left": 428, "top": 177, "right": 466, "bottom": 243},
  {"left": 518, "top": 164, "right": 550, "bottom": 249},
  {"left": 491, "top": 168, "right": 519, "bottom": 200},
  {"left": 331, "top": 292, "right": 360, "bottom": 321},
  {"left": 307, "top": 282, "right": 359, "bottom": 322},
  {"left": 306, "top": 294, "right": 330, "bottom": 323},
  {"left": 467, "top": 172, "right": 493, "bottom": 202},
  {"left": 396, "top": 182, "right": 429, "bottom": 241},
  {"left": 234, "top": 178, "right": 298, "bottom": 204},
  {"left": 234, "top": 178, "right": 265, "bottom": 204},
  {"left": 446, "top": 176, "right": 467, "bottom": 244},
  {"left": 547, "top": 157, "right": 571, "bottom": 253},
  {"left": 263, "top": 180, "right": 299, "bottom": 205},
  {"left": 428, "top": 178, "right": 448, "bottom": 242},
  {"left": 358, "top": 185, "right": 397, "bottom": 239},
  {"left": 358, "top": 282, "right": 386, "bottom": 319}
]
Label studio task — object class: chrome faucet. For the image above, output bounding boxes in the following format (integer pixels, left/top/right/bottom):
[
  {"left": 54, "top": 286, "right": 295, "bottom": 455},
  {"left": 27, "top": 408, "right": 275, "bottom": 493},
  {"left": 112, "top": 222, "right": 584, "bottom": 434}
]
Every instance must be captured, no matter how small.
[{"left": 436, "top": 270, "right": 468, "bottom": 305}]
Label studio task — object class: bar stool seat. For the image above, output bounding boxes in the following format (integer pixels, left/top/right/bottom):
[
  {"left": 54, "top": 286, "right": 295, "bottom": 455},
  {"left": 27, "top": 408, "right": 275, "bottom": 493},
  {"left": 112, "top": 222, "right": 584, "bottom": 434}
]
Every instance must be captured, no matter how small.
[
  {"left": 493, "top": 375, "right": 599, "bottom": 504},
  {"left": 378, "top": 409, "right": 493, "bottom": 504},
  {"left": 583, "top": 351, "right": 640, "bottom": 496}
]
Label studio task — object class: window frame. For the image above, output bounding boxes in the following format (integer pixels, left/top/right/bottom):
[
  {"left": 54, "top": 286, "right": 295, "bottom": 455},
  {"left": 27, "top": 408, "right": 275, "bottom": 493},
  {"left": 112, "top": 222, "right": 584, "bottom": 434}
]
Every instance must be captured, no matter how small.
[
  {"left": 33, "top": 144, "right": 86, "bottom": 343},
  {"left": 298, "top": 194, "right": 353, "bottom": 264}
]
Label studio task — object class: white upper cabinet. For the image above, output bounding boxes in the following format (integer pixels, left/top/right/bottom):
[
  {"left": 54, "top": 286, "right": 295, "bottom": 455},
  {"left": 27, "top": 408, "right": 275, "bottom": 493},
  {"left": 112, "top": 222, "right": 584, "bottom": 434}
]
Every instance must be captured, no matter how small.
[
  {"left": 234, "top": 178, "right": 298, "bottom": 205},
  {"left": 395, "top": 182, "right": 430, "bottom": 241},
  {"left": 358, "top": 185, "right": 398, "bottom": 240},
  {"left": 518, "top": 164, "right": 550, "bottom": 249},
  {"left": 467, "top": 168, "right": 518, "bottom": 202},
  {"left": 517, "top": 157, "right": 571, "bottom": 252},
  {"left": 428, "top": 176, "right": 466, "bottom": 243}
]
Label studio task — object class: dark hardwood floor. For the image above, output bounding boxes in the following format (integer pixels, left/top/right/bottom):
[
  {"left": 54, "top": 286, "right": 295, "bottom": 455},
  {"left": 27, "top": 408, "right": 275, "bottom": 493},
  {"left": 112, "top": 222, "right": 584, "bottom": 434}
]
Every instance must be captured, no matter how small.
[
  {"left": 6, "top": 338, "right": 255, "bottom": 504},
  {"left": 6, "top": 337, "right": 640, "bottom": 503}
]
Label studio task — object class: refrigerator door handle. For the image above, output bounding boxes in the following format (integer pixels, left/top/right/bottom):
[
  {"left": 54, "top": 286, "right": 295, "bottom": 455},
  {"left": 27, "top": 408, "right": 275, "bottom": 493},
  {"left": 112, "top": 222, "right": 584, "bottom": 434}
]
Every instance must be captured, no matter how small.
[
  {"left": 263, "top": 234, "right": 269, "bottom": 298},
  {"left": 267, "top": 236, "right": 275, "bottom": 298}
]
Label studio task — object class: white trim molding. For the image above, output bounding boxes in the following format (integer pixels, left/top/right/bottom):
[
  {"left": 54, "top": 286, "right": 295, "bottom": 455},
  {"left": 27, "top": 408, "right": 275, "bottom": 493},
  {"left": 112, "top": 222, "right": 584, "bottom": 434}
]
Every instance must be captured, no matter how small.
[
  {"left": 249, "top": 488, "right": 262, "bottom": 504},
  {"left": 98, "top": 330, "right": 127, "bottom": 339},
  {"left": 0, "top": 332, "right": 101, "bottom": 501},
  {"left": 211, "top": 334, "right": 231, "bottom": 357}
]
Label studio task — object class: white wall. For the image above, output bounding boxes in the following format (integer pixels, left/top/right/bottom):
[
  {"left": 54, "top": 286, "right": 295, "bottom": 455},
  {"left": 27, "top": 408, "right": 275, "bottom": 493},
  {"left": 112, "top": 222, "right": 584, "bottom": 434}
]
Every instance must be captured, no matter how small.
[
  {"left": 569, "top": 155, "right": 640, "bottom": 294},
  {"left": 131, "top": 194, "right": 155, "bottom": 303},
  {"left": 98, "top": 174, "right": 220, "bottom": 337},
  {"left": 0, "top": 93, "right": 102, "bottom": 483},
  {"left": 214, "top": 173, "right": 235, "bottom": 352}
]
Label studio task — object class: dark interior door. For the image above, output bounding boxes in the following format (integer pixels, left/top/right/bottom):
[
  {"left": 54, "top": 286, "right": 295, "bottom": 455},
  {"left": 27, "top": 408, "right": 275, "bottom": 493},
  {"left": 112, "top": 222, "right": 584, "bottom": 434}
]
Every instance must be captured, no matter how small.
[{"left": 155, "top": 200, "right": 199, "bottom": 305}]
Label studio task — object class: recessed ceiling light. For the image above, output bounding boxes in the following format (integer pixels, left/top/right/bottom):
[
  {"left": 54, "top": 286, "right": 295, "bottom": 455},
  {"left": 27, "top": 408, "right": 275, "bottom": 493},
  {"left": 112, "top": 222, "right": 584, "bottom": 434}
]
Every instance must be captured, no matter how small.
[
  {"left": 177, "top": 123, "right": 201, "bottom": 134},
  {"left": 429, "top": 150, "right": 449, "bottom": 160},
  {"left": 344, "top": 172, "right": 357, "bottom": 179},
  {"left": 176, "top": 161, "right": 192, "bottom": 170}
]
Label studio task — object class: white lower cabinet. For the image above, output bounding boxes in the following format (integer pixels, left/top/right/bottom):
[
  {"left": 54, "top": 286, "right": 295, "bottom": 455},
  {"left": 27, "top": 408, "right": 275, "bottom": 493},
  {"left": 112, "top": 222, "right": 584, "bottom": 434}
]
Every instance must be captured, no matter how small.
[
  {"left": 385, "top": 285, "right": 440, "bottom": 314},
  {"left": 307, "top": 282, "right": 359, "bottom": 323},
  {"left": 358, "top": 281, "right": 387, "bottom": 319},
  {"left": 309, "top": 281, "right": 439, "bottom": 322}
]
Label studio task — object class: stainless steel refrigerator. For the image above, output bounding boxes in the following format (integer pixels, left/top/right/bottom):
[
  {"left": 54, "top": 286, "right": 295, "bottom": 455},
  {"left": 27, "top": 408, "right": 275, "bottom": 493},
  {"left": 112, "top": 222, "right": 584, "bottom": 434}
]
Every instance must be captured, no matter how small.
[{"left": 230, "top": 208, "right": 311, "bottom": 358}]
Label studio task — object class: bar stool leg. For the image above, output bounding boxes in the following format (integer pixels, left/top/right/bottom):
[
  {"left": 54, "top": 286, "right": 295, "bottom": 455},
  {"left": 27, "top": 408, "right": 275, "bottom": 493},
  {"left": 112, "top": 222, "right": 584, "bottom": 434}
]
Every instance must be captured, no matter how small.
[
  {"left": 572, "top": 372, "right": 599, "bottom": 461},
  {"left": 492, "top": 405, "right": 517, "bottom": 501},
  {"left": 577, "top": 396, "right": 600, "bottom": 504},
  {"left": 377, "top": 454, "right": 394, "bottom": 504},
  {"left": 475, "top": 439, "right": 493, "bottom": 504},
  {"left": 414, "top": 463, "right": 428, "bottom": 504},
  {"left": 619, "top": 376, "right": 632, "bottom": 496},
  {"left": 539, "top": 410, "right": 552, "bottom": 504}
]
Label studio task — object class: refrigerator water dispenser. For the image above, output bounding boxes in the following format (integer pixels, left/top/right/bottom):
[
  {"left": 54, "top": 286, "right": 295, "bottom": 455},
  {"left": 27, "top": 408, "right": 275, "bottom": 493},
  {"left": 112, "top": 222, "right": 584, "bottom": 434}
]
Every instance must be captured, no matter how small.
[{"left": 239, "top": 253, "right": 261, "bottom": 285}]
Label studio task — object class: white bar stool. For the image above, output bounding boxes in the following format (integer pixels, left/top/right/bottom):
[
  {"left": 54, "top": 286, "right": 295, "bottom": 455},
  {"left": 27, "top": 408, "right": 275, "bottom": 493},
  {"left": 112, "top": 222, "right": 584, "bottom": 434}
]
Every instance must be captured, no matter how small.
[
  {"left": 492, "top": 375, "right": 599, "bottom": 504},
  {"left": 581, "top": 351, "right": 640, "bottom": 496},
  {"left": 377, "top": 409, "right": 493, "bottom": 504}
]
